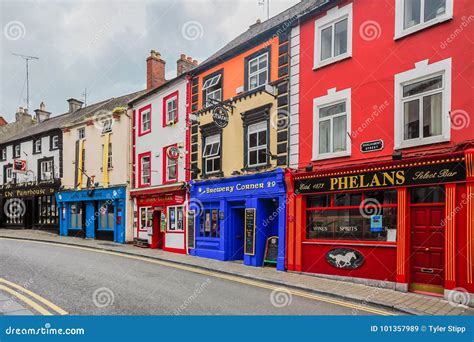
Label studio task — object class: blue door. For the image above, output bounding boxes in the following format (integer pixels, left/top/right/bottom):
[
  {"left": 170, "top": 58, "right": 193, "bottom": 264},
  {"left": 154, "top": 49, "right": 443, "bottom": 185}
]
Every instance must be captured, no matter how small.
[{"left": 229, "top": 207, "right": 245, "bottom": 261}]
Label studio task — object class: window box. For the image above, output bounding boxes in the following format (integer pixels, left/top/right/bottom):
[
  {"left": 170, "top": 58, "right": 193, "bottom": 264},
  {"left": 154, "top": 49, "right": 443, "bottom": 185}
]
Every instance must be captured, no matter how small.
[
  {"left": 313, "top": 3, "right": 352, "bottom": 70},
  {"left": 312, "top": 88, "right": 351, "bottom": 160},
  {"left": 394, "top": 0, "right": 453, "bottom": 39},
  {"left": 394, "top": 58, "right": 451, "bottom": 149}
]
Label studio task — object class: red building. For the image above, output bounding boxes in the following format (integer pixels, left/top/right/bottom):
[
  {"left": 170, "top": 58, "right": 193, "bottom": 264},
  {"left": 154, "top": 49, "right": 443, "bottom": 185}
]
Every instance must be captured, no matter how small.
[{"left": 286, "top": 0, "right": 473, "bottom": 302}]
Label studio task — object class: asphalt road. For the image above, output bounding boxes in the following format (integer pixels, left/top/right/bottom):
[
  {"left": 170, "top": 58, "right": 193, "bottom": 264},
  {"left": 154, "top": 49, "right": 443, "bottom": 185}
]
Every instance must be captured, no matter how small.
[{"left": 0, "top": 238, "right": 392, "bottom": 315}]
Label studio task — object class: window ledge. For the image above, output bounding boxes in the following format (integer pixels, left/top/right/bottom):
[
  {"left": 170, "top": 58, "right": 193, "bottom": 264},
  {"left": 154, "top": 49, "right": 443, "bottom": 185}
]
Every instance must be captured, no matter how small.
[
  {"left": 395, "top": 136, "right": 450, "bottom": 150},
  {"left": 394, "top": 15, "right": 453, "bottom": 40},
  {"left": 313, "top": 53, "right": 351, "bottom": 70},
  {"left": 312, "top": 150, "right": 351, "bottom": 161}
]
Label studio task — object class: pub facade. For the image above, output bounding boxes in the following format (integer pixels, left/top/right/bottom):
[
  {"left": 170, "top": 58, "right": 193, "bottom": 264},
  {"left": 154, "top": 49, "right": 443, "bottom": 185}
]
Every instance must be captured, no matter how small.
[{"left": 287, "top": 0, "right": 474, "bottom": 301}]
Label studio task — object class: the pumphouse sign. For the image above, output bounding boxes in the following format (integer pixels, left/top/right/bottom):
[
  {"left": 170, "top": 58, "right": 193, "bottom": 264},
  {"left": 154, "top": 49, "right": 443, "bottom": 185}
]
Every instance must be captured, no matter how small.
[{"left": 295, "top": 160, "right": 466, "bottom": 193}]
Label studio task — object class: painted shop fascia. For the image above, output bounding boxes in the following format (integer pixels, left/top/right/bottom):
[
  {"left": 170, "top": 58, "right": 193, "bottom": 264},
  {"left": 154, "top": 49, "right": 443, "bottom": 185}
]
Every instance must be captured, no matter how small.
[
  {"left": 189, "top": 169, "right": 287, "bottom": 271},
  {"left": 55, "top": 186, "right": 127, "bottom": 243}
]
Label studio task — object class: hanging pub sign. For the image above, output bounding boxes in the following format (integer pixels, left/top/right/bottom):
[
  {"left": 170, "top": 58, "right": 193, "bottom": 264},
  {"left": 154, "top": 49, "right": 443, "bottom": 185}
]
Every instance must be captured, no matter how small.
[
  {"left": 295, "top": 159, "right": 466, "bottom": 193},
  {"left": 167, "top": 146, "right": 180, "bottom": 160},
  {"left": 264, "top": 236, "right": 279, "bottom": 264},
  {"left": 244, "top": 208, "right": 256, "bottom": 255},
  {"left": 360, "top": 140, "right": 384, "bottom": 153},
  {"left": 13, "top": 160, "right": 27, "bottom": 172},
  {"left": 326, "top": 248, "right": 364, "bottom": 269},
  {"left": 212, "top": 106, "right": 229, "bottom": 128}
]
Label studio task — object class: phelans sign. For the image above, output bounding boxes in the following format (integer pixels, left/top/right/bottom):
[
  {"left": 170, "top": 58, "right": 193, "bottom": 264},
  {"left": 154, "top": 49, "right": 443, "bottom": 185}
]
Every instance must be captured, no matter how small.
[{"left": 295, "top": 161, "right": 466, "bottom": 193}]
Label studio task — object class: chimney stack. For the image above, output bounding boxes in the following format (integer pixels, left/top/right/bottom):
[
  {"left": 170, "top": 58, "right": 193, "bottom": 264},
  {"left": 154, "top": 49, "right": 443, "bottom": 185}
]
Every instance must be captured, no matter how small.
[
  {"left": 147, "top": 50, "right": 166, "bottom": 90},
  {"left": 67, "top": 98, "right": 83, "bottom": 113},
  {"left": 177, "top": 54, "right": 198, "bottom": 76},
  {"left": 34, "top": 102, "right": 51, "bottom": 123},
  {"left": 15, "top": 107, "right": 32, "bottom": 123}
]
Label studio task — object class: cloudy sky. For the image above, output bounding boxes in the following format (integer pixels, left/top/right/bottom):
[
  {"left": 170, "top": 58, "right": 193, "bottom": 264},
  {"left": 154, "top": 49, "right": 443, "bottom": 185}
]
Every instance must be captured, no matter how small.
[{"left": 0, "top": 0, "right": 299, "bottom": 122}]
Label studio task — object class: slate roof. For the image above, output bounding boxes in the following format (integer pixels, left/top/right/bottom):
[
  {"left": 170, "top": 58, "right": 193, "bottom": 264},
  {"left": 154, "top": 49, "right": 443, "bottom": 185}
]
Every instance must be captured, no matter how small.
[{"left": 196, "top": 0, "right": 333, "bottom": 71}]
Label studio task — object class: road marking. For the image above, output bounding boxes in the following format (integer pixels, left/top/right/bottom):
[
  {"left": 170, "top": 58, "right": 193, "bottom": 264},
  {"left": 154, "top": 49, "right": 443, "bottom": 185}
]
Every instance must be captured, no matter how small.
[
  {"left": 0, "top": 278, "right": 68, "bottom": 315},
  {"left": 0, "top": 238, "right": 395, "bottom": 315},
  {"left": 0, "top": 284, "right": 52, "bottom": 315}
]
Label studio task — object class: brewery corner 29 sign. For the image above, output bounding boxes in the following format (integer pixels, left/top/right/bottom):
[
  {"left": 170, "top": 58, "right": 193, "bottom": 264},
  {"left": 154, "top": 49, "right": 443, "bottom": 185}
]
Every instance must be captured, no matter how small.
[{"left": 295, "top": 160, "right": 466, "bottom": 193}]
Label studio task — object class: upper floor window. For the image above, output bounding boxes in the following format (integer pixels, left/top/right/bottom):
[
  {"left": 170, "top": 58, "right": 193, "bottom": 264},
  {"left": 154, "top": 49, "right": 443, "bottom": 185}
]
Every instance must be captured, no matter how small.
[
  {"left": 4, "top": 166, "right": 13, "bottom": 183},
  {"left": 40, "top": 159, "right": 53, "bottom": 181},
  {"left": 77, "top": 127, "right": 85, "bottom": 140},
  {"left": 139, "top": 153, "right": 151, "bottom": 186},
  {"left": 0, "top": 148, "right": 6, "bottom": 161},
  {"left": 101, "top": 119, "right": 113, "bottom": 134},
  {"left": 314, "top": 4, "right": 352, "bottom": 69},
  {"left": 247, "top": 121, "right": 268, "bottom": 167},
  {"left": 202, "top": 73, "right": 222, "bottom": 107},
  {"left": 164, "top": 146, "right": 178, "bottom": 182},
  {"left": 394, "top": 58, "right": 451, "bottom": 149},
  {"left": 395, "top": 0, "right": 453, "bottom": 39},
  {"left": 313, "top": 88, "right": 351, "bottom": 160},
  {"left": 247, "top": 53, "right": 268, "bottom": 90},
  {"left": 14, "top": 144, "right": 21, "bottom": 158},
  {"left": 138, "top": 105, "right": 151, "bottom": 136},
  {"left": 33, "top": 139, "right": 42, "bottom": 154},
  {"left": 51, "top": 135, "right": 59, "bottom": 150},
  {"left": 102, "top": 143, "right": 113, "bottom": 169},
  {"left": 202, "top": 134, "right": 221, "bottom": 175},
  {"left": 163, "top": 92, "right": 179, "bottom": 126}
]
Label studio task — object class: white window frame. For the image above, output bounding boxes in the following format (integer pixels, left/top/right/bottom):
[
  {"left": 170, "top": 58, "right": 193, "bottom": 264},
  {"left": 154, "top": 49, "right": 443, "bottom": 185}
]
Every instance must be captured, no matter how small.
[
  {"left": 313, "top": 3, "right": 353, "bottom": 70},
  {"left": 51, "top": 135, "right": 59, "bottom": 149},
  {"left": 312, "top": 88, "right": 352, "bottom": 161},
  {"left": 101, "top": 119, "right": 113, "bottom": 134},
  {"left": 139, "top": 206, "right": 153, "bottom": 231},
  {"left": 40, "top": 160, "right": 53, "bottom": 180},
  {"left": 6, "top": 167, "right": 13, "bottom": 182},
  {"left": 394, "top": 0, "right": 453, "bottom": 39},
  {"left": 248, "top": 53, "right": 269, "bottom": 90},
  {"left": 247, "top": 121, "right": 268, "bottom": 167},
  {"left": 140, "top": 155, "right": 151, "bottom": 185},
  {"left": 34, "top": 139, "right": 42, "bottom": 154},
  {"left": 1, "top": 148, "right": 7, "bottom": 160},
  {"left": 203, "top": 74, "right": 222, "bottom": 107},
  {"left": 141, "top": 109, "right": 151, "bottom": 133},
  {"left": 166, "top": 97, "right": 178, "bottom": 123},
  {"left": 14, "top": 145, "right": 20, "bottom": 158},
  {"left": 166, "top": 150, "right": 177, "bottom": 182},
  {"left": 394, "top": 58, "right": 452, "bottom": 149},
  {"left": 167, "top": 205, "right": 184, "bottom": 232},
  {"left": 77, "top": 127, "right": 86, "bottom": 140},
  {"left": 203, "top": 134, "right": 221, "bottom": 174}
]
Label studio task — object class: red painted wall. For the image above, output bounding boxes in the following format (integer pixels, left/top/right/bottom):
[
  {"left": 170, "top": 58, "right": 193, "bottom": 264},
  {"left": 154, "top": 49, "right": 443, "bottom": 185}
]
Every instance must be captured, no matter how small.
[{"left": 298, "top": 0, "right": 474, "bottom": 170}]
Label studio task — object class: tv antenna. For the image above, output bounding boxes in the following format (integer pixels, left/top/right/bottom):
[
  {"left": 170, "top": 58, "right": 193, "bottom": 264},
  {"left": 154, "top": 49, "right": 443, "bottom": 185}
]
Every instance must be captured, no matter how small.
[
  {"left": 12, "top": 53, "right": 39, "bottom": 110},
  {"left": 82, "top": 88, "right": 88, "bottom": 107}
]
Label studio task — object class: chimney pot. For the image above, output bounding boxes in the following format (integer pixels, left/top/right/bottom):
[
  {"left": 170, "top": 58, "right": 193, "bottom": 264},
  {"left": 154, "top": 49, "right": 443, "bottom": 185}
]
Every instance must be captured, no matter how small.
[
  {"left": 177, "top": 54, "right": 197, "bottom": 76},
  {"left": 147, "top": 49, "right": 166, "bottom": 89}
]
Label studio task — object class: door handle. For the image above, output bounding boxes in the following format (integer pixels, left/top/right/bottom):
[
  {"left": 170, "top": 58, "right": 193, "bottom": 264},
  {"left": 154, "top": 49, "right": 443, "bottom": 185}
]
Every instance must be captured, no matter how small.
[{"left": 425, "top": 247, "right": 430, "bottom": 252}]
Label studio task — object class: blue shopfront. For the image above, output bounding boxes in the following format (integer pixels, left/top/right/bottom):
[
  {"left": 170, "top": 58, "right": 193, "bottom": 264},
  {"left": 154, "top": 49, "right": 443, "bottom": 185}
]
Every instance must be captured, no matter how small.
[
  {"left": 55, "top": 186, "right": 126, "bottom": 243},
  {"left": 189, "top": 169, "right": 286, "bottom": 271}
]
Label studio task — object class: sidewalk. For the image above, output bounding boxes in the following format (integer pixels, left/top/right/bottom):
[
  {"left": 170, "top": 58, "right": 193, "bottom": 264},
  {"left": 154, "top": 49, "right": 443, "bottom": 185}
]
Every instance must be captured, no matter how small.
[{"left": 0, "top": 229, "right": 472, "bottom": 316}]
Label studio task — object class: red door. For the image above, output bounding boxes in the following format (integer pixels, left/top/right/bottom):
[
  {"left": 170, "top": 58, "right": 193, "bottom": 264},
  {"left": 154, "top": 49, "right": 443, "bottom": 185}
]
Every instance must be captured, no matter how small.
[
  {"left": 151, "top": 210, "right": 163, "bottom": 249},
  {"left": 410, "top": 206, "right": 444, "bottom": 294}
]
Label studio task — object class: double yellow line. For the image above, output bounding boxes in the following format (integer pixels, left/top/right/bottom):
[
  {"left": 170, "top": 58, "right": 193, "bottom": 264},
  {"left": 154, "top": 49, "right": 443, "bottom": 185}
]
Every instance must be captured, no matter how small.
[{"left": 0, "top": 278, "right": 67, "bottom": 315}]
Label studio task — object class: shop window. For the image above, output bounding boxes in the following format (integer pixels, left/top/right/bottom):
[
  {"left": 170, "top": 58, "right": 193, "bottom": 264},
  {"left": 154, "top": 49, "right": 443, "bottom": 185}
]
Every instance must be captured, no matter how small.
[
  {"left": 202, "top": 72, "right": 222, "bottom": 108},
  {"left": 247, "top": 52, "right": 268, "bottom": 90},
  {"left": 306, "top": 191, "right": 398, "bottom": 242},
  {"left": 168, "top": 206, "right": 184, "bottom": 231},
  {"left": 202, "top": 134, "right": 221, "bottom": 175},
  {"left": 37, "top": 196, "right": 58, "bottom": 225},
  {"left": 394, "top": 58, "right": 451, "bottom": 149},
  {"left": 411, "top": 186, "right": 445, "bottom": 203},
  {"left": 70, "top": 203, "right": 83, "bottom": 229},
  {"left": 395, "top": 0, "right": 453, "bottom": 39},
  {"left": 313, "top": 88, "right": 351, "bottom": 160},
  {"left": 139, "top": 207, "right": 153, "bottom": 231},
  {"left": 314, "top": 3, "right": 352, "bottom": 69},
  {"left": 247, "top": 121, "right": 268, "bottom": 167},
  {"left": 77, "top": 127, "right": 86, "bottom": 140},
  {"left": 199, "top": 208, "right": 220, "bottom": 238},
  {"left": 51, "top": 135, "right": 59, "bottom": 150},
  {"left": 100, "top": 202, "right": 115, "bottom": 230},
  {"left": 33, "top": 139, "right": 42, "bottom": 154}
]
